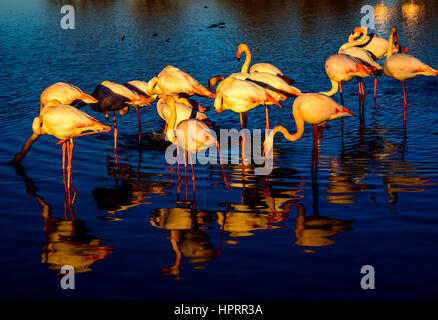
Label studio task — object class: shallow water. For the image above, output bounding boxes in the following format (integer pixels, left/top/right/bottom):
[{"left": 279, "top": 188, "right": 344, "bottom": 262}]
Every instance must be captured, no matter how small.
[{"left": 1, "top": 0, "right": 438, "bottom": 299}]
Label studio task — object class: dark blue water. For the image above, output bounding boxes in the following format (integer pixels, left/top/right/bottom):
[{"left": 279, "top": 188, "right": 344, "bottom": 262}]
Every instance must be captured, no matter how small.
[{"left": 1, "top": 0, "right": 438, "bottom": 299}]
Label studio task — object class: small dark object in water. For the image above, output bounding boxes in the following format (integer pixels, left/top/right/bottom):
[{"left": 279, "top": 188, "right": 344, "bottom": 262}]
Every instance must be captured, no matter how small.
[
  {"left": 219, "top": 22, "right": 225, "bottom": 25},
  {"left": 219, "top": 26, "right": 225, "bottom": 29},
  {"left": 121, "top": 34, "right": 125, "bottom": 41},
  {"left": 153, "top": 33, "right": 158, "bottom": 36},
  {"left": 166, "top": 38, "right": 170, "bottom": 42},
  {"left": 204, "top": 6, "right": 208, "bottom": 8}
]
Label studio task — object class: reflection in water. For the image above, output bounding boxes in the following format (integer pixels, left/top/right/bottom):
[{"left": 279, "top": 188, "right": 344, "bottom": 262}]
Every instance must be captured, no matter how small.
[
  {"left": 374, "top": 3, "right": 399, "bottom": 33},
  {"left": 326, "top": 120, "right": 433, "bottom": 205},
  {"left": 293, "top": 203, "right": 354, "bottom": 248},
  {"left": 93, "top": 156, "right": 171, "bottom": 215},
  {"left": 14, "top": 164, "right": 113, "bottom": 273},
  {"left": 150, "top": 205, "right": 217, "bottom": 280}
]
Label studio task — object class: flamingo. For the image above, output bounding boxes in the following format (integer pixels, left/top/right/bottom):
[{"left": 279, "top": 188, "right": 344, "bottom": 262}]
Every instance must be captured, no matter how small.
[
  {"left": 211, "top": 76, "right": 282, "bottom": 131},
  {"left": 12, "top": 100, "right": 111, "bottom": 190},
  {"left": 233, "top": 44, "right": 301, "bottom": 126},
  {"left": 320, "top": 54, "right": 378, "bottom": 103},
  {"left": 384, "top": 26, "right": 438, "bottom": 121},
  {"left": 264, "top": 93, "right": 355, "bottom": 165},
  {"left": 347, "top": 26, "right": 409, "bottom": 60},
  {"left": 163, "top": 95, "right": 230, "bottom": 191},
  {"left": 146, "top": 66, "right": 215, "bottom": 99},
  {"left": 40, "top": 82, "right": 98, "bottom": 112},
  {"left": 156, "top": 93, "right": 213, "bottom": 134},
  {"left": 236, "top": 43, "right": 295, "bottom": 84},
  {"left": 91, "top": 81, "right": 152, "bottom": 147},
  {"left": 338, "top": 46, "right": 383, "bottom": 99}
]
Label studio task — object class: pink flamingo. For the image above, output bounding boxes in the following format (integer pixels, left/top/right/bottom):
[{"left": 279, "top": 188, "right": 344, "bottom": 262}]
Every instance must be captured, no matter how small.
[{"left": 384, "top": 26, "right": 437, "bottom": 121}]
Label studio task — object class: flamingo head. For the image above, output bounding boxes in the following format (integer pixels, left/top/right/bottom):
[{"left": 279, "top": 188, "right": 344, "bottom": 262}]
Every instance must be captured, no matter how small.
[
  {"left": 236, "top": 43, "right": 248, "bottom": 61},
  {"left": 32, "top": 116, "right": 44, "bottom": 136},
  {"left": 80, "top": 94, "right": 98, "bottom": 104},
  {"left": 335, "top": 105, "right": 356, "bottom": 118}
]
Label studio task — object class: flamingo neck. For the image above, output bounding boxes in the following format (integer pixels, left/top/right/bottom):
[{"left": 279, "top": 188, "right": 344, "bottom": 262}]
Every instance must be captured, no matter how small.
[
  {"left": 241, "top": 46, "right": 251, "bottom": 73},
  {"left": 208, "top": 76, "right": 224, "bottom": 92},
  {"left": 214, "top": 92, "right": 226, "bottom": 113},
  {"left": 354, "top": 27, "right": 369, "bottom": 45},
  {"left": 387, "top": 28, "right": 395, "bottom": 58},
  {"left": 320, "top": 80, "right": 339, "bottom": 97},
  {"left": 166, "top": 97, "right": 177, "bottom": 143},
  {"left": 12, "top": 133, "right": 40, "bottom": 163},
  {"left": 264, "top": 111, "right": 305, "bottom": 151}
]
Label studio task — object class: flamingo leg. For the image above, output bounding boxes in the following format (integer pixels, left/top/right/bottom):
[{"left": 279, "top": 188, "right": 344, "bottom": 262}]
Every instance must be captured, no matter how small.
[
  {"left": 113, "top": 111, "right": 118, "bottom": 165},
  {"left": 67, "top": 139, "right": 74, "bottom": 190},
  {"left": 184, "top": 150, "right": 188, "bottom": 186},
  {"left": 402, "top": 81, "right": 407, "bottom": 121},
  {"left": 184, "top": 151, "right": 188, "bottom": 202},
  {"left": 265, "top": 104, "right": 269, "bottom": 130},
  {"left": 62, "top": 142, "right": 68, "bottom": 220},
  {"left": 338, "top": 82, "right": 344, "bottom": 105},
  {"left": 216, "top": 140, "right": 230, "bottom": 189},
  {"left": 164, "top": 123, "right": 168, "bottom": 135},
  {"left": 374, "top": 77, "right": 378, "bottom": 101},
  {"left": 188, "top": 152, "right": 195, "bottom": 195},
  {"left": 176, "top": 145, "right": 181, "bottom": 194},
  {"left": 240, "top": 113, "right": 246, "bottom": 163},
  {"left": 136, "top": 108, "right": 142, "bottom": 142}
]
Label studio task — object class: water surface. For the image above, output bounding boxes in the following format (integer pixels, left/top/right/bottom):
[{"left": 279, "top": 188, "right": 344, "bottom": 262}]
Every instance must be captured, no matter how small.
[{"left": 1, "top": 0, "right": 438, "bottom": 299}]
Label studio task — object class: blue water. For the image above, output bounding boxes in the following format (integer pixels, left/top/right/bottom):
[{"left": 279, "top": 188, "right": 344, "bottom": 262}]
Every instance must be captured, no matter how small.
[{"left": 1, "top": 0, "right": 438, "bottom": 299}]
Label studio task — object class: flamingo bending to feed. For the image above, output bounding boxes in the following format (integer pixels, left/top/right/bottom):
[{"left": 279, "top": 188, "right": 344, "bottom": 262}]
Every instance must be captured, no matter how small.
[
  {"left": 40, "top": 82, "right": 98, "bottom": 111},
  {"left": 320, "top": 54, "right": 378, "bottom": 103},
  {"left": 384, "top": 27, "right": 438, "bottom": 121},
  {"left": 338, "top": 46, "right": 383, "bottom": 99},
  {"left": 91, "top": 81, "right": 152, "bottom": 145},
  {"left": 236, "top": 43, "right": 295, "bottom": 84},
  {"left": 264, "top": 93, "right": 355, "bottom": 160},
  {"left": 146, "top": 66, "right": 215, "bottom": 99},
  {"left": 211, "top": 76, "right": 282, "bottom": 130},
  {"left": 347, "top": 26, "right": 409, "bottom": 60},
  {"left": 163, "top": 95, "right": 230, "bottom": 190},
  {"left": 12, "top": 100, "right": 111, "bottom": 186},
  {"left": 156, "top": 93, "right": 213, "bottom": 134}
]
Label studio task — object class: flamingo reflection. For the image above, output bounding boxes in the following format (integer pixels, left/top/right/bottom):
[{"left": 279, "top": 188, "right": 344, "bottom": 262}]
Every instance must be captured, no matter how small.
[
  {"left": 150, "top": 205, "right": 217, "bottom": 280},
  {"left": 13, "top": 164, "right": 113, "bottom": 273}
]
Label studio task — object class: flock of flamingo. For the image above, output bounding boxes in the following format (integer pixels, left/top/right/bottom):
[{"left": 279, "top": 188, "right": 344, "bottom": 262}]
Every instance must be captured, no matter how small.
[{"left": 11, "top": 26, "right": 437, "bottom": 194}]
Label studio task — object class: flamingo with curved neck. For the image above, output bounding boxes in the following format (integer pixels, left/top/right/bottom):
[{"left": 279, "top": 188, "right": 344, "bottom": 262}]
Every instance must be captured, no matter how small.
[
  {"left": 264, "top": 93, "right": 355, "bottom": 157},
  {"left": 236, "top": 43, "right": 295, "bottom": 84}
]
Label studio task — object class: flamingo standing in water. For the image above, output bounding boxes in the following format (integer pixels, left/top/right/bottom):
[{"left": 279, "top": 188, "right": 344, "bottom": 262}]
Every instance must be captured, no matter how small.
[
  {"left": 384, "top": 27, "right": 438, "bottom": 121},
  {"left": 210, "top": 76, "right": 282, "bottom": 130},
  {"left": 91, "top": 81, "right": 151, "bottom": 148},
  {"left": 40, "top": 82, "right": 98, "bottom": 111},
  {"left": 163, "top": 95, "right": 230, "bottom": 191},
  {"left": 264, "top": 93, "right": 355, "bottom": 167},
  {"left": 347, "top": 26, "right": 409, "bottom": 60},
  {"left": 320, "top": 54, "right": 378, "bottom": 104},
  {"left": 233, "top": 44, "right": 301, "bottom": 128},
  {"left": 338, "top": 46, "right": 383, "bottom": 99},
  {"left": 236, "top": 43, "right": 295, "bottom": 84},
  {"left": 12, "top": 99, "right": 111, "bottom": 186},
  {"left": 146, "top": 66, "right": 215, "bottom": 99},
  {"left": 156, "top": 93, "right": 213, "bottom": 134}
]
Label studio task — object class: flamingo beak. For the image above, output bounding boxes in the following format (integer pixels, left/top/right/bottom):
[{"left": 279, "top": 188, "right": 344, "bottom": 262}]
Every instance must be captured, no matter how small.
[
  {"left": 236, "top": 50, "right": 241, "bottom": 61},
  {"left": 338, "top": 106, "right": 356, "bottom": 117},
  {"left": 81, "top": 94, "right": 98, "bottom": 103}
]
